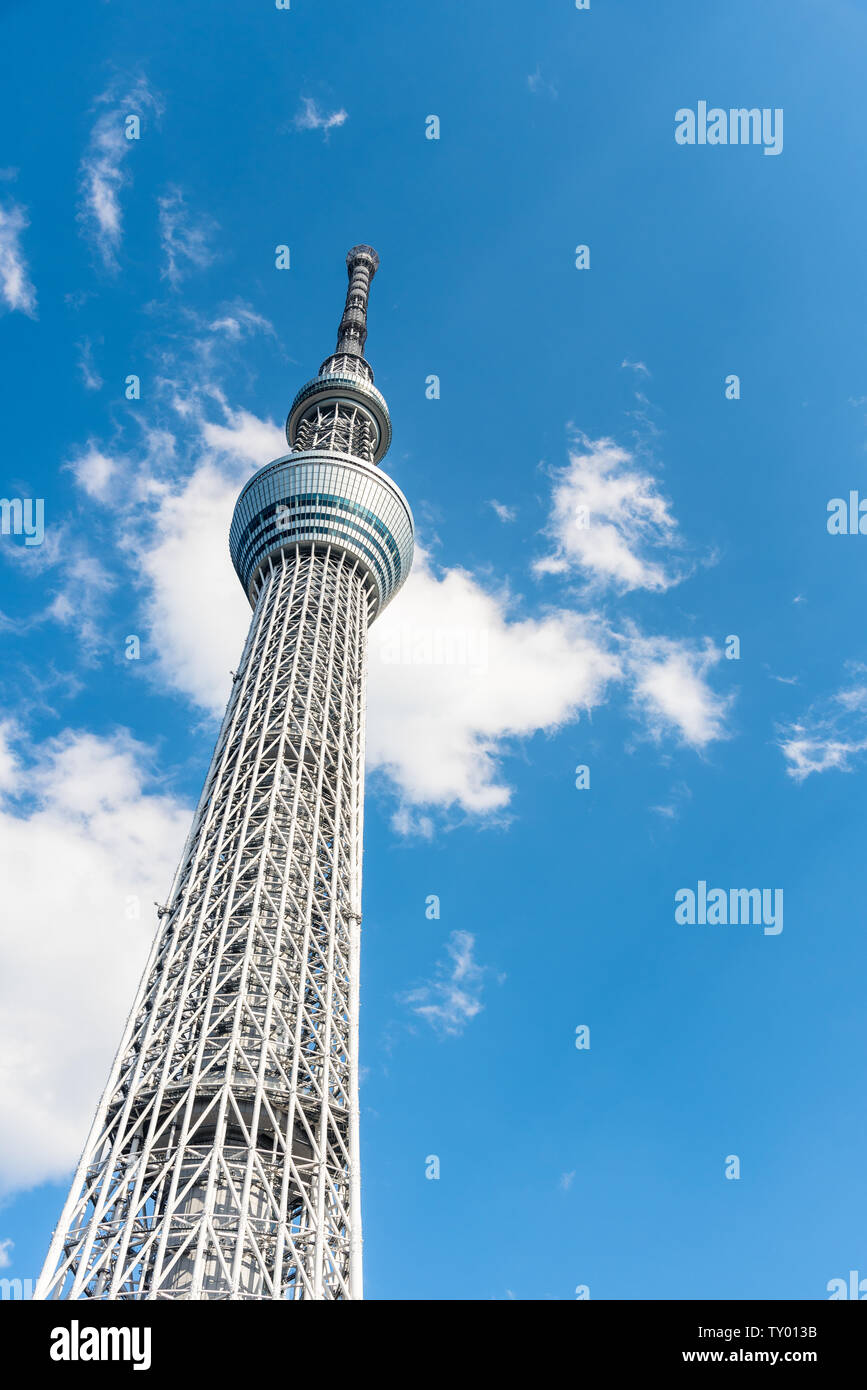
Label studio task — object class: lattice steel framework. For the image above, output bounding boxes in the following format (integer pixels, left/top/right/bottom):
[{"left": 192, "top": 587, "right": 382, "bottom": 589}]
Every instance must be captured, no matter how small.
[{"left": 36, "top": 246, "right": 413, "bottom": 1301}]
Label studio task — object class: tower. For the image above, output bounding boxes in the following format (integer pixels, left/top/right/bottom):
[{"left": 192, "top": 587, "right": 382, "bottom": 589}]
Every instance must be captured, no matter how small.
[{"left": 35, "top": 246, "right": 414, "bottom": 1301}]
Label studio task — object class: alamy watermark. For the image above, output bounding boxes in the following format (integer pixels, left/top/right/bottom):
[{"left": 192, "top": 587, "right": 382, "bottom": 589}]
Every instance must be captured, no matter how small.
[
  {"left": 0, "top": 1276, "right": 33, "bottom": 1299},
  {"left": 827, "top": 492, "right": 867, "bottom": 534},
  {"left": 50, "top": 1321, "right": 152, "bottom": 1371},
  {"left": 675, "top": 881, "right": 783, "bottom": 936},
  {"left": 827, "top": 1269, "right": 867, "bottom": 1299},
  {"left": 379, "top": 624, "right": 489, "bottom": 672},
  {"left": 0, "top": 497, "right": 44, "bottom": 546},
  {"left": 675, "top": 103, "right": 783, "bottom": 157}
]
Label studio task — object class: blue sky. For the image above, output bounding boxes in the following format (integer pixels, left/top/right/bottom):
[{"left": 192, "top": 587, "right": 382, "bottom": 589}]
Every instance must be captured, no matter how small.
[{"left": 1, "top": 0, "right": 866, "bottom": 1299}]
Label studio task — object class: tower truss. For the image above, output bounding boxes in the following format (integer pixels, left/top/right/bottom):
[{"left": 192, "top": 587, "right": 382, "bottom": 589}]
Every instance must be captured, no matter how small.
[{"left": 36, "top": 246, "right": 413, "bottom": 1301}]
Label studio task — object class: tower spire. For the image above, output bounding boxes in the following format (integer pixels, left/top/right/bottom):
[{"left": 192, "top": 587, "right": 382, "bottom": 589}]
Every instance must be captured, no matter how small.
[
  {"left": 285, "top": 245, "right": 392, "bottom": 466},
  {"left": 334, "top": 244, "right": 379, "bottom": 359}
]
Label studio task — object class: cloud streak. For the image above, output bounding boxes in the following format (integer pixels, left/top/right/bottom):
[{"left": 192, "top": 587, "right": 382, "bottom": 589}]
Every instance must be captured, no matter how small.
[
  {"left": 402, "top": 931, "right": 490, "bottom": 1035},
  {"left": 78, "top": 76, "right": 161, "bottom": 271},
  {"left": 778, "top": 677, "right": 867, "bottom": 780},
  {"left": 158, "top": 186, "right": 219, "bottom": 287},
  {"left": 0, "top": 199, "right": 36, "bottom": 316},
  {"left": 293, "top": 98, "right": 348, "bottom": 134}
]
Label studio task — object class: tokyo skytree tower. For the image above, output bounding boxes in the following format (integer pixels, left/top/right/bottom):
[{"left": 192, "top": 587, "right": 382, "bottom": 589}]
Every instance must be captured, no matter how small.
[{"left": 36, "top": 246, "right": 414, "bottom": 1301}]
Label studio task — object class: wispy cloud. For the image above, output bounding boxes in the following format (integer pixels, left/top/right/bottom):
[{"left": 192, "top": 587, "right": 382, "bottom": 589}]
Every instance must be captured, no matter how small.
[
  {"left": 621, "top": 359, "right": 650, "bottom": 376},
  {"left": 78, "top": 76, "right": 161, "bottom": 272},
  {"left": 0, "top": 491, "right": 117, "bottom": 655},
  {"left": 76, "top": 338, "right": 103, "bottom": 391},
  {"left": 403, "top": 931, "right": 490, "bottom": 1036},
  {"left": 778, "top": 676, "right": 867, "bottom": 780},
  {"left": 527, "top": 67, "right": 557, "bottom": 98},
  {"left": 158, "top": 186, "right": 219, "bottom": 287},
  {"left": 0, "top": 199, "right": 36, "bottom": 316},
  {"left": 488, "top": 499, "right": 516, "bottom": 523},
  {"left": 293, "top": 97, "right": 348, "bottom": 134},
  {"left": 208, "top": 304, "right": 275, "bottom": 339},
  {"left": 649, "top": 780, "right": 693, "bottom": 821},
  {"left": 45, "top": 553, "right": 117, "bottom": 653}
]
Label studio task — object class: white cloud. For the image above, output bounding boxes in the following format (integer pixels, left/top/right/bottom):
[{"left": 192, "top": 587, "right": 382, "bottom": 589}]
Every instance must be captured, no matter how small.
[
  {"left": 0, "top": 1238, "right": 12, "bottom": 1268},
  {"left": 836, "top": 687, "right": 867, "bottom": 711},
  {"left": 534, "top": 435, "right": 685, "bottom": 593},
  {"left": 625, "top": 633, "right": 731, "bottom": 748},
  {"left": 68, "top": 442, "right": 116, "bottom": 498},
  {"left": 78, "top": 77, "right": 161, "bottom": 271},
  {"left": 402, "top": 931, "right": 489, "bottom": 1035},
  {"left": 158, "top": 186, "right": 219, "bottom": 287},
  {"left": 782, "top": 735, "right": 867, "bottom": 780},
  {"left": 200, "top": 404, "right": 285, "bottom": 467},
  {"left": 488, "top": 499, "right": 516, "bottom": 523},
  {"left": 112, "top": 400, "right": 284, "bottom": 712},
  {"left": 0, "top": 721, "right": 19, "bottom": 790},
  {"left": 621, "top": 359, "right": 650, "bottom": 376},
  {"left": 368, "top": 549, "right": 621, "bottom": 816},
  {"left": 57, "top": 366, "right": 284, "bottom": 706},
  {"left": 136, "top": 459, "right": 252, "bottom": 712},
  {"left": 0, "top": 198, "right": 36, "bottom": 316},
  {"left": 293, "top": 98, "right": 348, "bottom": 133},
  {"left": 778, "top": 679, "right": 867, "bottom": 780},
  {"left": 132, "top": 512, "right": 727, "bottom": 821},
  {"left": 0, "top": 725, "right": 190, "bottom": 1195}
]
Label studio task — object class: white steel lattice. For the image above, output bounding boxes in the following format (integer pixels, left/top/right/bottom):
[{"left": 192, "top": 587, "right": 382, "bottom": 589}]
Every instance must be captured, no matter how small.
[
  {"left": 36, "top": 547, "right": 371, "bottom": 1300},
  {"left": 293, "top": 403, "right": 377, "bottom": 462},
  {"left": 37, "top": 243, "right": 412, "bottom": 1303}
]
